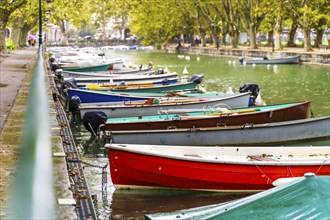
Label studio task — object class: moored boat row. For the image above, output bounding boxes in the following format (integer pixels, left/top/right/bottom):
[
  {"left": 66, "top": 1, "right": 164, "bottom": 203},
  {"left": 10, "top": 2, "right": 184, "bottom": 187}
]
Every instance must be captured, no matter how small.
[{"left": 50, "top": 47, "right": 329, "bottom": 199}]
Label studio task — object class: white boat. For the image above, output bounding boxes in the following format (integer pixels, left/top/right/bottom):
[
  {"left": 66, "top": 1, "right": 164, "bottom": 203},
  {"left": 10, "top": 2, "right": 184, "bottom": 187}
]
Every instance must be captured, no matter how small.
[
  {"left": 79, "top": 92, "right": 251, "bottom": 118},
  {"left": 62, "top": 68, "right": 155, "bottom": 78},
  {"left": 109, "top": 116, "right": 330, "bottom": 145},
  {"left": 64, "top": 72, "right": 179, "bottom": 86}
]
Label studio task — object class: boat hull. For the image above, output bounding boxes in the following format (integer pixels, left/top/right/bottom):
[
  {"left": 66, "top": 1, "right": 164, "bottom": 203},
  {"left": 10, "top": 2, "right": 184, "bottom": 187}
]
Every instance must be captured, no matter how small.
[
  {"left": 65, "top": 72, "right": 178, "bottom": 86},
  {"left": 110, "top": 116, "right": 330, "bottom": 145},
  {"left": 79, "top": 93, "right": 251, "bottom": 118},
  {"left": 107, "top": 145, "right": 330, "bottom": 191},
  {"left": 62, "top": 60, "right": 124, "bottom": 72},
  {"left": 239, "top": 56, "right": 300, "bottom": 65},
  {"left": 107, "top": 81, "right": 199, "bottom": 93},
  {"left": 67, "top": 88, "right": 150, "bottom": 103},
  {"left": 104, "top": 101, "right": 311, "bottom": 131},
  {"left": 62, "top": 68, "right": 154, "bottom": 78}
]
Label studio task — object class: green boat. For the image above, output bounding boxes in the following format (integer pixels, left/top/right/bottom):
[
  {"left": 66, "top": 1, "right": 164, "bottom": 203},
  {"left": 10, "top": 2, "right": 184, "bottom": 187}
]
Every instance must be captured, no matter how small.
[
  {"left": 62, "top": 60, "right": 124, "bottom": 72},
  {"left": 145, "top": 173, "right": 330, "bottom": 219},
  {"left": 106, "top": 102, "right": 299, "bottom": 124}
]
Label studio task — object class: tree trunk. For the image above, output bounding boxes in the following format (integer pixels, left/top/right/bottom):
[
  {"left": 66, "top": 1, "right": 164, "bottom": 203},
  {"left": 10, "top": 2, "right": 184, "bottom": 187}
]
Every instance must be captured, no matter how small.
[
  {"left": 287, "top": 22, "right": 298, "bottom": 47},
  {"left": 0, "top": 16, "right": 9, "bottom": 52},
  {"left": 59, "top": 20, "right": 69, "bottom": 46},
  {"left": 303, "top": 27, "right": 313, "bottom": 51},
  {"left": 10, "top": 27, "right": 20, "bottom": 47},
  {"left": 201, "top": 33, "right": 206, "bottom": 47},
  {"left": 231, "top": 30, "right": 239, "bottom": 48},
  {"left": 267, "top": 31, "right": 274, "bottom": 46},
  {"left": 211, "top": 32, "right": 219, "bottom": 49},
  {"left": 221, "top": 32, "right": 226, "bottom": 46},
  {"left": 19, "top": 26, "right": 30, "bottom": 47},
  {"left": 189, "top": 32, "right": 195, "bottom": 46},
  {"left": 314, "top": 29, "right": 324, "bottom": 47},
  {"left": 274, "top": 20, "right": 282, "bottom": 50},
  {"left": 248, "top": 26, "right": 257, "bottom": 49}
]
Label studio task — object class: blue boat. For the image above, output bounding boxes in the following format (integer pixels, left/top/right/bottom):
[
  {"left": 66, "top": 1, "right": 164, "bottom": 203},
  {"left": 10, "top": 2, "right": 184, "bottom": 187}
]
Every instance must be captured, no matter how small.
[
  {"left": 67, "top": 88, "right": 152, "bottom": 103},
  {"left": 145, "top": 173, "right": 330, "bottom": 219}
]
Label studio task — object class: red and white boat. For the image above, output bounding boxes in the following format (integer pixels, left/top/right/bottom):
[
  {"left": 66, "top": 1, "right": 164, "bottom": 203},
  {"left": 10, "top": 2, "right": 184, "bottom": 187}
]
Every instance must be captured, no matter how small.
[{"left": 105, "top": 144, "right": 330, "bottom": 191}]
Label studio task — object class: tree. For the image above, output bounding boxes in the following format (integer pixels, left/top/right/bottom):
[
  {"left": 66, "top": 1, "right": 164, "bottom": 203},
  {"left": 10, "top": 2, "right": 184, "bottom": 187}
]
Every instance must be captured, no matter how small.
[
  {"left": 192, "top": 0, "right": 222, "bottom": 49},
  {"left": 9, "top": 0, "right": 39, "bottom": 48},
  {"left": 51, "top": 0, "right": 90, "bottom": 45},
  {"left": 0, "top": 0, "right": 27, "bottom": 52},
  {"left": 287, "top": 0, "right": 328, "bottom": 51},
  {"left": 237, "top": 0, "right": 270, "bottom": 49},
  {"left": 118, "top": 0, "right": 184, "bottom": 46},
  {"left": 221, "top": 0, "right": 241, "bottom": 48}
]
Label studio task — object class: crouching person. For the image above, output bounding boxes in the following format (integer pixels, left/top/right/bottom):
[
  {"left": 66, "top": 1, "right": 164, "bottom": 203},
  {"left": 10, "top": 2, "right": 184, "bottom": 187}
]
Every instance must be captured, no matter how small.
[{"left": 69, "top": 95, "right": 81, "bottom": 125}]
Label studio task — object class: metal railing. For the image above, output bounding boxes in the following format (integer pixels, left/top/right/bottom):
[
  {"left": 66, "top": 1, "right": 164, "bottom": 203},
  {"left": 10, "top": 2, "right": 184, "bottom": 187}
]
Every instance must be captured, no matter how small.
[{"left": 6, "top": 46, "right": 56, "bottom": 219}]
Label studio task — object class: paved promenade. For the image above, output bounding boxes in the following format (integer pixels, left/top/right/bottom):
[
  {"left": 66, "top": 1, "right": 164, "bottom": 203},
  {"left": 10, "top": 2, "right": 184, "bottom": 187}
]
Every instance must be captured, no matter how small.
[
  {"left": 0, "top": 47, "right": 77, "bottom": 219},
  {"left": 0, "top": 47, "right": 38, "bottom": 132}
]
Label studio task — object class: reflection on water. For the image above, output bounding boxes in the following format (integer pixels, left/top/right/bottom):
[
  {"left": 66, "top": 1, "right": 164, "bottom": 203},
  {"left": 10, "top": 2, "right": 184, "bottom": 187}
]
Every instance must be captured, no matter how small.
[
  {"left": 109, "top": 189, "right": 252, "bottom": 220},
  {"left": 71, "top": 50, "right": 330, "bottom": 219}
]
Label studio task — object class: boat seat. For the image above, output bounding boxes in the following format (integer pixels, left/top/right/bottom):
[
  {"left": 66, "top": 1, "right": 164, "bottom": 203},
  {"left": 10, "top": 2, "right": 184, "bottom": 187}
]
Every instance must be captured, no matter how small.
[
  {"left": 184, "top": 154, "right": 202, "bottom": 158},
  {"left": 248, "top": 155, "right": 278, "bottom": 161}
]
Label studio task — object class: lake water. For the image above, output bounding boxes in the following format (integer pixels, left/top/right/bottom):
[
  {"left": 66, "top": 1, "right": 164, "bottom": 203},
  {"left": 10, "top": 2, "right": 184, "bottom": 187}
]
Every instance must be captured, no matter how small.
[{"left": 74, "top": 49, "right": 330, "bottom": 219}]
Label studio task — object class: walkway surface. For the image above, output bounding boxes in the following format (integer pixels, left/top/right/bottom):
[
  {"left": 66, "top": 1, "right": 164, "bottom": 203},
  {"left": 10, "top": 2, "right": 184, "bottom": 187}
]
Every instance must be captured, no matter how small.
[
  {"left": 0, "top": 46, "right": 86, "bottom": 219},
  {"left": 0, "top": 47, "right": 38, "bottom": 132}
]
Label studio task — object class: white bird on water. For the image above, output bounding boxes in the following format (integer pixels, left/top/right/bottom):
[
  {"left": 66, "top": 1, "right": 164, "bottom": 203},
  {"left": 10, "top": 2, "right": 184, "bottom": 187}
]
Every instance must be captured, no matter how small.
[
  {"left": 228, "top": 60, "right": 232, "bottom": 65},
  {"left": 226, "top": 86, "right": 234, "bottom": 94},
  {"left": 182, "top": 67, "right": 189, "bottom": 75},
  {"left": 252, "top": 63, "right": 256, "bottom": 68},
  {"left": 185, "top": 56, "right": 190, "bottom": 61},
  {"left": 197, "top": 56, "right": 200, "bottom": 62},
  {"left": 267, "top": 64, "right": 271, "bottom": 69}
]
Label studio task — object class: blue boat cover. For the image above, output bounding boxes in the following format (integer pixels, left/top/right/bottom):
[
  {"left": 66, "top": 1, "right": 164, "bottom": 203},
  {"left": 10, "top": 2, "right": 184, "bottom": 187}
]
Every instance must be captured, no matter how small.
[{"left": 145, "top": 174, "right": 330, "bottom": 220}]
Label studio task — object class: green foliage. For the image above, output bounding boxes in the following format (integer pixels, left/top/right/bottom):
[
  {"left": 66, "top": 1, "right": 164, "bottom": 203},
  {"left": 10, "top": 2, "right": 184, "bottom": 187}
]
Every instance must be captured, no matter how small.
[{"left": 6, "top": 39, "right": 17, "bottom": 51}]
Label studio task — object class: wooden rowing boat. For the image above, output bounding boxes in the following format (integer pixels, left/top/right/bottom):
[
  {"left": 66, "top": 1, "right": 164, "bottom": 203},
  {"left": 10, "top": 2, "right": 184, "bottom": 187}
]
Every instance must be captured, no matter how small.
[
  {"left": 83, "top": 77, "right": 202, "bottom": 93},
  {"left": 239, "top": 56, "right": 300, "bottom": 65},
  {"left": 109, "top": 116, "right": 330, "bottom": 145},
  {"left": 104, "top": 101, "right": 311, "bottom": 131},
  {"left": 64, "top": 71, "right": 179, "bottom": 86},
  {"left": 78, "top": 92, "right": 251, "bottom": 118},
  {"left": 105, "top": 144, "right": 330, "bottom": 191}
]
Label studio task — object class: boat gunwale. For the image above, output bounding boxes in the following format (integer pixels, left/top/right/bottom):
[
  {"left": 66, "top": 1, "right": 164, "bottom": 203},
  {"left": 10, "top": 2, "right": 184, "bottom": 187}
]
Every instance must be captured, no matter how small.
[
  {"left": 106, "top": 144, "right": 330, "bottom": 166},
  {"left": 109, "top": 116, "right": 330, "bottom": 134},
  {"left": 78, "top": 92, "right": 252, "bottom": 109},
  {"left": 104, "top": 100, "right": 311, "bottom": 124}
]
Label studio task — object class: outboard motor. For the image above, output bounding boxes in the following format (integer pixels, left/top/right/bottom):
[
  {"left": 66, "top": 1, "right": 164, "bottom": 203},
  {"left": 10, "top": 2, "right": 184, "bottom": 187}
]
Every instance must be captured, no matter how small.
[
  {"left": 239, "top": 83, "right": 260, "bottom": 106},
  {"left": 51, "top": 63, "right": 61, "bottom": 72},
  {"left": 189, "top": 74, "right": 204, "bottom": 84},
  {"left": 238, "top": 57, "right": 245, "bottom": 64},
  {"left": 157, "top": 69, "right": 164, "bottom": 74},
  {"left": 49, "top": 56, "right": 56, "bottom": 63},
  {"left": 63, "top": 78, "right": 78, "bottom": 89},
  {"left": 55, "top": 69, "right": 63, "bottom": 81},
  {"left": 82, "top": 111, "right": 108, "bottom": 136},
  {"left": 162, "top": 78, "right": 169, "bottom": 85}
]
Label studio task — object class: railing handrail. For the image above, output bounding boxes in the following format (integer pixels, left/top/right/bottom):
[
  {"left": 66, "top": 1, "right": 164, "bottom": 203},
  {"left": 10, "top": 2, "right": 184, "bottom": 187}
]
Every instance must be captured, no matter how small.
[{"left": 6, "top": 45, "right": 55, "bottom": 219}]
